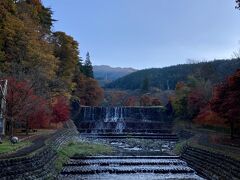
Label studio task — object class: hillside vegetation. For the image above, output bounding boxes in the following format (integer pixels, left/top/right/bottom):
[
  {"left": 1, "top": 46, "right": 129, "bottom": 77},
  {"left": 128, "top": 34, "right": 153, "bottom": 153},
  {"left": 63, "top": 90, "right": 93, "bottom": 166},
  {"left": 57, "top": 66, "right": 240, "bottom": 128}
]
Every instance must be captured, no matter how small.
[
  {"left": 94, "top": 65, "right": 137, "bottom": 86},
  {"left": 106, "top": 59, "right": 240, "bottom": 90}
]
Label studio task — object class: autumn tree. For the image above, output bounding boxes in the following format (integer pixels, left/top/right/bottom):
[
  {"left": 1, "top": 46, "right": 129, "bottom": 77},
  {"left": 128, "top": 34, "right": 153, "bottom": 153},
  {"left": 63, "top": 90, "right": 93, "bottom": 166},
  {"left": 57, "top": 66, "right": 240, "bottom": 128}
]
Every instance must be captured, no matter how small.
[
  {"left": 152, "top": 98, "right": 161, "bottom": 106},
  {"left": 172, "top": 82, "right": 189, "bottom": 119},
  {"left": 51, "top": 96, "right": 70, "bottom": 125},
  {"left": 186, "top": 76, "right": 212, "bottom": 119},
  {"left": 4, "top": 77, "right": 51, "bottom": 135},
  {"left": 172, "top": 76, "right": 212, "bottom": 121},
  {"left": 1, "top": 1, "right": 58, "bottom": 79},
  {"left": 124, "top": 96, "right": 137, "bottom": 106},
  {"left": 210, "top": 69, "right": 240, "bottom": 138},
  {"left": 82, "top": 78, "right": 103, "bottom": 106},
  {"left": 140, "top": 95, "right": 152, "bottom": 106},
  {"left": 52, "top": 31, "right": 80, "bottom": 96},
  {"left": 0, "top": 0, "right": 104, "bottom": 136}
]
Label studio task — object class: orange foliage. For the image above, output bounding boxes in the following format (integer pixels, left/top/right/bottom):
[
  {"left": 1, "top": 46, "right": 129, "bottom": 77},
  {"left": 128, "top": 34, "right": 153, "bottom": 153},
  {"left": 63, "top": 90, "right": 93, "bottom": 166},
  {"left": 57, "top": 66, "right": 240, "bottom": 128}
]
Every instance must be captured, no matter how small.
[
  {"left": 124, "top": 96, "right": 137, "bottom": 106},
  {"left": 140, "top": 95, "right": 152, "bottom": 106},
  {"left": 152, "top": 98, "right": 161, "bottom": 106},
  {"left": 194, "top": 105, "right": 225, "bottom": 126}
]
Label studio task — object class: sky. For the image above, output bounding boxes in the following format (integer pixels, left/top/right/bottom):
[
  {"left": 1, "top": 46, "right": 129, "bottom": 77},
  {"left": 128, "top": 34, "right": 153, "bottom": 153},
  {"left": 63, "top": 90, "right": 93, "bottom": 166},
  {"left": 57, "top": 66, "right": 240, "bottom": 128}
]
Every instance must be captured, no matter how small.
[{"left": 42, "top": 0, "right": 240, "bottom": 69}]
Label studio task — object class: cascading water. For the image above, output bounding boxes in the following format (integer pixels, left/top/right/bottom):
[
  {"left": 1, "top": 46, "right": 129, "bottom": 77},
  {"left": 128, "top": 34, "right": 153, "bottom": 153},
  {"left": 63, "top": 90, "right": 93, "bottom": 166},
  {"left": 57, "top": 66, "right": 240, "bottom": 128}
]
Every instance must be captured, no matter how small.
[
  {"left": 76, "top": 106, "right": 172, "bottom": 134},
  {"left": 104, "top": 107, "right": 126, "bottom": 133}
]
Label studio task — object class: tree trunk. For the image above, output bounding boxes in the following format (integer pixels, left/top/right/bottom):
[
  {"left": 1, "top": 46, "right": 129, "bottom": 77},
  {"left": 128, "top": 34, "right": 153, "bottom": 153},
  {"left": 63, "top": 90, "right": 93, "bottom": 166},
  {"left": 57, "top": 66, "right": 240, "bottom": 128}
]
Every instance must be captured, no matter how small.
[{"left": 10, "top": 117, "right": 14, "bottom": 137}]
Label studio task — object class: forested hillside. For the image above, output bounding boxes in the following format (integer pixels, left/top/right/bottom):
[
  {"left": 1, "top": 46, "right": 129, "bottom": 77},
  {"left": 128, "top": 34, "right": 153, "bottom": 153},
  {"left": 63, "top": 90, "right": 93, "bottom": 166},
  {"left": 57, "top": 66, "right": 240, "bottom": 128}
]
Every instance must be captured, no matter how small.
[
  {"left": 93, "top": 65, "right": 137, "bottom": 86},
  {"left": 0, "top": 0, "right": 103, "bottom": 134},
  {"left": 106, "top": 59, "right": 240, "bottom": 90}
]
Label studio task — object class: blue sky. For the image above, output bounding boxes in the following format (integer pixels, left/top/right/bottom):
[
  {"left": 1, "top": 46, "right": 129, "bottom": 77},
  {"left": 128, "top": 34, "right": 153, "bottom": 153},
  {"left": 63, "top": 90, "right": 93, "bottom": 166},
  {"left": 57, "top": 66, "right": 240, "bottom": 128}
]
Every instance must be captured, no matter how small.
[{"left": 42, "top": 0, "right": 240, "bottom": 69}]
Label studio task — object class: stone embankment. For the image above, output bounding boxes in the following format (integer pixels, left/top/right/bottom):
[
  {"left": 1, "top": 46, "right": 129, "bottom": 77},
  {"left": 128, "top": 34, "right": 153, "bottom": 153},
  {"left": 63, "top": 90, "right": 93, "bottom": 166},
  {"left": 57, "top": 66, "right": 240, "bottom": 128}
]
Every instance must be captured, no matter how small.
[
  {"left": 0, "top": 120, "right": 79, "bottom": 180},
  {"left": 181, "top": 145, "right": 240, "bottom": 180}
]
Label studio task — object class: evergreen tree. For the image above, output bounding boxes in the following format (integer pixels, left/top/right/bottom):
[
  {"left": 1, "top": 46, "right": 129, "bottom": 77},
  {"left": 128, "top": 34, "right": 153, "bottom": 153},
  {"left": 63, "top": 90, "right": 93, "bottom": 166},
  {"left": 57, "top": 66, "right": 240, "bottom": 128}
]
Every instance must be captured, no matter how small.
[
  {"left": 83, "top": 52, "right": 94, "bottom": 78},
  {"left": 236, "top": 0, "right": 240, "bottom": 9}
]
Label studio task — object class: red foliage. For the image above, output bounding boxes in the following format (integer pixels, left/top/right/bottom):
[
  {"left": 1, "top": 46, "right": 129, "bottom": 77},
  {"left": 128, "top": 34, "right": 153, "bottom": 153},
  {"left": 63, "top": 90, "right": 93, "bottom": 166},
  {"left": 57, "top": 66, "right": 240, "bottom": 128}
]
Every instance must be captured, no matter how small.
[
  {"left": 124, "top": 96, "right": 137, "bottom": 106},
  {"left": 187, "top": 89, "right": 207, "bottom": 118},
  {"left": 28, "top": 97, "right": 52, "bottom": 128},
  {"left": 210, "top": 69, "right": 240, "bottom": 137},
  {"left": 152, "top": 98, "right": 161, "bottom": 106},
  {"left": 194, "top": 105, "right": 225, "bottom": 126},
  {"left": 140, "top": 95, "right": 152, "bottom": 106},
  {"left": 51, "top": 96, "right": 70, "bottom": 124},
  {"left": 4, "top": 77, "right": 53, "bottom": 133}
]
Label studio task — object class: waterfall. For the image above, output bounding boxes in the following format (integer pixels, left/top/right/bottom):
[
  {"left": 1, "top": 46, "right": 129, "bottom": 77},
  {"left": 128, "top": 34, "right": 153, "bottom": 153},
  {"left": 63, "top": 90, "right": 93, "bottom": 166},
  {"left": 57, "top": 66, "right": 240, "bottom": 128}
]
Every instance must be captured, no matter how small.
[{"left": 77, "top": 106, "right": 170, "bottom": 134}]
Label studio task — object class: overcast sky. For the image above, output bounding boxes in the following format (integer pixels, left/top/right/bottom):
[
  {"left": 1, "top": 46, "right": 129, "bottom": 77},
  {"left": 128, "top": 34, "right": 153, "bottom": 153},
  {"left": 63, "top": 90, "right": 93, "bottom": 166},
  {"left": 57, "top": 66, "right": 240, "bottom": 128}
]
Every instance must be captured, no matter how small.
[{"left": 42, "top": 0, "right": 240, "bottom": 69}]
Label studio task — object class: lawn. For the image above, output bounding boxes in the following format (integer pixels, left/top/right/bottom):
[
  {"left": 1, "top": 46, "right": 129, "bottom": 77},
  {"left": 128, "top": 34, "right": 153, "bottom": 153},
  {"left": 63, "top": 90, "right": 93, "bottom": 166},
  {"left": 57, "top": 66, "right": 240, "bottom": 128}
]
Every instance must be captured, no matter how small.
[
  {"left": 55, "top": 141, "right": 114, "bottom": 172},
  {"left": 0, "top": 139, "right": 32, "bottom": 154}
]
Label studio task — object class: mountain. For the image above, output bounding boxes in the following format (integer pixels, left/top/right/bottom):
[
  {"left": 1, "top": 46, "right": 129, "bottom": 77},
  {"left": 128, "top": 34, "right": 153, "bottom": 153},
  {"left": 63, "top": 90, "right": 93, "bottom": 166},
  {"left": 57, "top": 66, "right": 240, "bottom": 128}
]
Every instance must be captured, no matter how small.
[
  {"left": 106, "top": 59, "right": 240, "bottom": 90},
  {"left": 93, "top": 65, "right": 137, "bottom": 86}
]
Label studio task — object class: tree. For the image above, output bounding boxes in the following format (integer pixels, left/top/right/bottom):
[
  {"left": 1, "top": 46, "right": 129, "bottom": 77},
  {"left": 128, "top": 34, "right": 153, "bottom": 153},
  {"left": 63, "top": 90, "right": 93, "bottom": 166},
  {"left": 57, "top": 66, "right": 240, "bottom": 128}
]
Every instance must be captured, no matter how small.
[
  {"left": 172, "top": 82, "right": 189, "bottom": 119},
  {"left": 152, "top": 98, "right": 161, "bottom": 106},
  {"left": 172, "top": 76, "right": 212, "bottom": 121},
  {"left": 52, "top": 31, "right": 79, "bottom": 96},
  {"left": 4, "top": 77, "right": 51, "bottom": 135},
  {"left": 82, "top": 78, "right": 103, "bottom": 106},
  {"left": 82, "top": 52, "right": 94, "bottom": 78},
  {"left": 236, "top": 0, "right": 240, "bottom": 9},
  {"left": 140, "top": 95, "right": 152, "bottom": 106},
  {"left": 72, "top": 73, "right": 103, "bottom": 106},
  {"left": 51, "top": 96, "right": 70, "bottom": 125},
  {"left": 0, "top": 0, "right": 58, "bottom": 79},
  {"left": 210, "top": 69, "right": 240, "bottom": 138},
  {"left": 194, "top": 105, "right": 225, "bottom": 127},
  {"left": 124, "top": 96, "right": 137, "bottom": 106}
]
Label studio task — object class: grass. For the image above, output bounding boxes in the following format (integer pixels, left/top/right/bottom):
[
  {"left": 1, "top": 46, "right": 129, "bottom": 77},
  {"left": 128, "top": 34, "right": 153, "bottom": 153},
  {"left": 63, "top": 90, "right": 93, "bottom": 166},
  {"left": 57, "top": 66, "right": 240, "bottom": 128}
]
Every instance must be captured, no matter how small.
[
  {"left": 173, "top": 140, "right": 187, "bottom": 155},
  {"left": 55, "top": 141, "right": 114, "bottom": 172},
  {"left": 0, "top": 139, "right": 32, "bottom": 154}
]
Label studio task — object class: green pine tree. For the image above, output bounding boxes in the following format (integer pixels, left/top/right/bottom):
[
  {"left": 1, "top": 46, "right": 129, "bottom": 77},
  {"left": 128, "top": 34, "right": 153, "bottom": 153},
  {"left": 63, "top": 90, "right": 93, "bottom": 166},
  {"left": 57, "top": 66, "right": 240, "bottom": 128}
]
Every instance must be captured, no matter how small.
[{"left": 83, "top": 52, "right": 94, "bottom": 78}]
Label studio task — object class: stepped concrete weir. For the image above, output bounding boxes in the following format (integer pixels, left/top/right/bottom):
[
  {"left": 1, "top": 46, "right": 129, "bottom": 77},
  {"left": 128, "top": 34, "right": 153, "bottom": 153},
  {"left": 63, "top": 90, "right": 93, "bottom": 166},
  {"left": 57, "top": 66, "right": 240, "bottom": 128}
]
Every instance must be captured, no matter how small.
[
  {"left": 73, "top": 106, "right": 176, "bottom": 140},
  {"left": 59, "top": 156, "right": 203, "bottom": 179}
]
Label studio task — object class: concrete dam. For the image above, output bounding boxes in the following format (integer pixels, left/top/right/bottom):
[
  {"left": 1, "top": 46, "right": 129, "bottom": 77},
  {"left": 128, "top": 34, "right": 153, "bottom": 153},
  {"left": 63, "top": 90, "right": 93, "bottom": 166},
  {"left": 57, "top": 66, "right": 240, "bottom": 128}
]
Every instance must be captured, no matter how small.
[{"left": 73, "top": 106, "right": 175, "bottom": 140}]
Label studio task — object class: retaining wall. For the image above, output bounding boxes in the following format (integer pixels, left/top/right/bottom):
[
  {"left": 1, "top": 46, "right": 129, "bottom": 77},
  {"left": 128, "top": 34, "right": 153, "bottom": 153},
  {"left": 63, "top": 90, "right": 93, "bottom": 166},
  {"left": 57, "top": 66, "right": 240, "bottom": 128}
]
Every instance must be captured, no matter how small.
[
  {"left": 181, "top": 145, "right": 240, "bottom": 180},
  {"left": 0, "top": 120, "right": 79, "bottom": 179}
]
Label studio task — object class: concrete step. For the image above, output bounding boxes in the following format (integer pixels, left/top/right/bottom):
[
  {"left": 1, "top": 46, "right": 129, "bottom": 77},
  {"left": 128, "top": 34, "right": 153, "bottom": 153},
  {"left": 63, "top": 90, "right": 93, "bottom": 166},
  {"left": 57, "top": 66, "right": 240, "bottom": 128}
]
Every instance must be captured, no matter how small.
[
  {"left": 60, "top": 156, "right": 203, "bottom": 179},
  {"left": 81, "top": 135, "right": 178, "bottom": 140},
  {"left": 59, "top": 173, "right": 203, "bottom": 180}
]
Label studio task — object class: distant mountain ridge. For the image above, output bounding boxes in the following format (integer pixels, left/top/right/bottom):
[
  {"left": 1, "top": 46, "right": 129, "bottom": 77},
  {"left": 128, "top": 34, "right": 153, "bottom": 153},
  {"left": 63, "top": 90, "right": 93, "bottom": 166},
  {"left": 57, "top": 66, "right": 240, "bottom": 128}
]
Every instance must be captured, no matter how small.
[
  {"left": 106, "top": 59, "right": 240, "bottom": 90},
  {"left": 93, "top": 65, "right": 137, "bottom": 86}
]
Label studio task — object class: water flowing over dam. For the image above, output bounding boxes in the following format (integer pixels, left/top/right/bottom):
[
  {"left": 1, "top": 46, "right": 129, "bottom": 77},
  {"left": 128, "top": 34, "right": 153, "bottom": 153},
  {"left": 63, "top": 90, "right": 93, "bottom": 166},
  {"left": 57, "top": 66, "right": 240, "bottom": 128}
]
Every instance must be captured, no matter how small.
[
  {"left": 67, "top": 106, "right": 204, "bottom": 179},
  {"left": 73, "top": 106, "right": 173, "bottom": 134}
]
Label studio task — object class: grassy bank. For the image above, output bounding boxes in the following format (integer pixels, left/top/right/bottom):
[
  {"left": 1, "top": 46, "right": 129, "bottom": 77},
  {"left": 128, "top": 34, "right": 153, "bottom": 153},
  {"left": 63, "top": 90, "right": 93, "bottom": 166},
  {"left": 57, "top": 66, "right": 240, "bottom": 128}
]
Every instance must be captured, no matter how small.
[
  {"left": 0, "top": 139, "right": 32, "bottom": 154},
  {"left": 55, "top": 141, "right": 114, "bottom": 172}
]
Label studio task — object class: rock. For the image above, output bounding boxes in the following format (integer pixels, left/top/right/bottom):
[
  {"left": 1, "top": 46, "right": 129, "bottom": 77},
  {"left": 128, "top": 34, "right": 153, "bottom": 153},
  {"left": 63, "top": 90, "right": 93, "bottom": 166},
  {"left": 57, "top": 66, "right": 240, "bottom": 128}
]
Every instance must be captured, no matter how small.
[{"left": 10, "top": 136, "right": 19, "bottom": 144}]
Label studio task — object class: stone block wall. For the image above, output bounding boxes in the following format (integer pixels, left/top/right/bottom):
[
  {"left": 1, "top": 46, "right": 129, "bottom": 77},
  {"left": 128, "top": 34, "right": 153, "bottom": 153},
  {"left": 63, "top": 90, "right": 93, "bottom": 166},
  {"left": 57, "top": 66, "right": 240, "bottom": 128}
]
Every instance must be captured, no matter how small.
[
  {"left": 0, "top": 120, "right": 79, "bottom": 179},
  {"left": 181, "top": 145, "right": 240, "bottom": 180}
]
